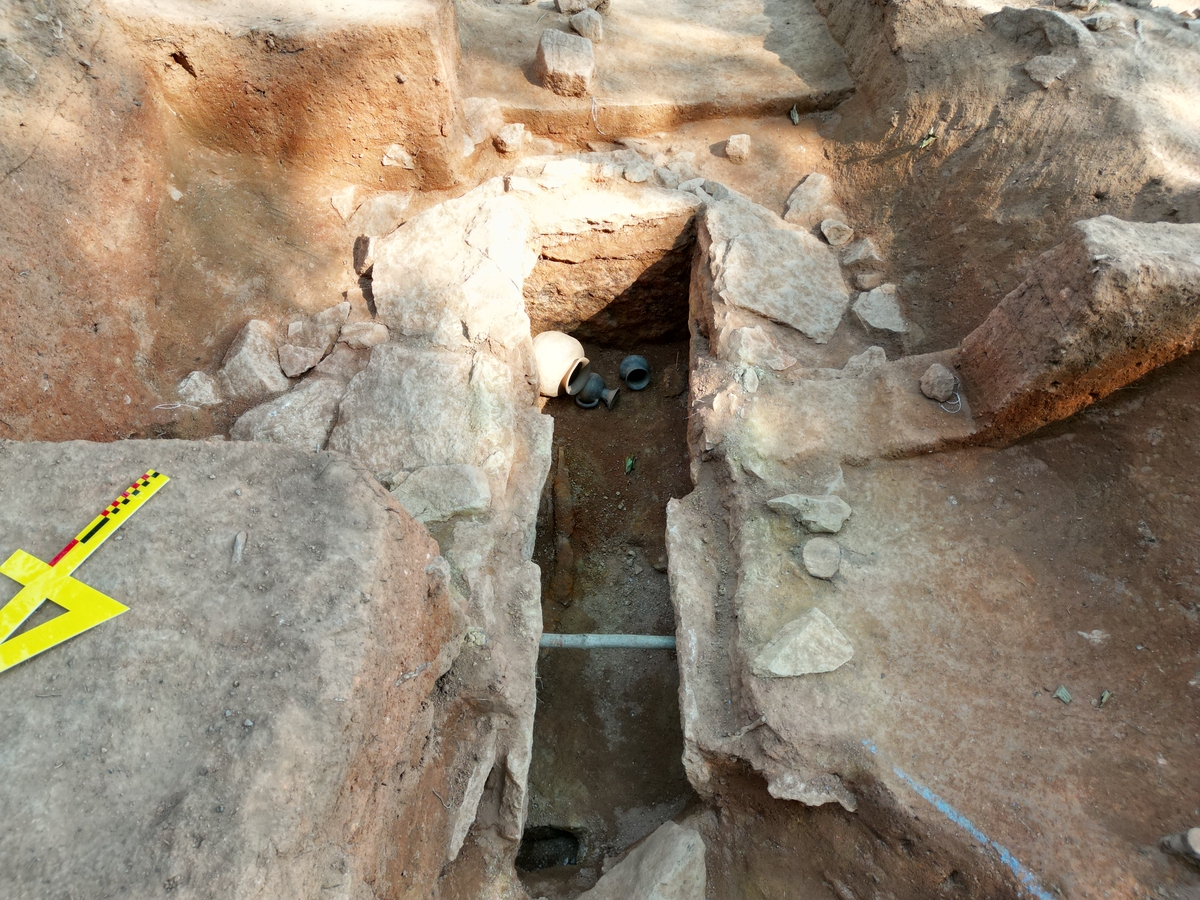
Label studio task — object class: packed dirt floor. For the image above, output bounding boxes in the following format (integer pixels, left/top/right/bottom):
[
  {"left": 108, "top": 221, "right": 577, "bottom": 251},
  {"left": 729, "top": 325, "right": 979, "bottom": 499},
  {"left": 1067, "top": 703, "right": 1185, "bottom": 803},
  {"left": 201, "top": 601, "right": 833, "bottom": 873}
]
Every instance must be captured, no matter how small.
[{"left": 2, "top": 0, "right": 1200, "bottom": 898}]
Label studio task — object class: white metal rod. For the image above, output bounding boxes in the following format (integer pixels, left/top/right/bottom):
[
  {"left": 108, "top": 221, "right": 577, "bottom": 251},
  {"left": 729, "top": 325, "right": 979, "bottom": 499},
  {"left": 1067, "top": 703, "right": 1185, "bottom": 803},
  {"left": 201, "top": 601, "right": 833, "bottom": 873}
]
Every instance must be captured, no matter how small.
[{"left": 539, "top": 633, "right": 677, "bottom": 649}]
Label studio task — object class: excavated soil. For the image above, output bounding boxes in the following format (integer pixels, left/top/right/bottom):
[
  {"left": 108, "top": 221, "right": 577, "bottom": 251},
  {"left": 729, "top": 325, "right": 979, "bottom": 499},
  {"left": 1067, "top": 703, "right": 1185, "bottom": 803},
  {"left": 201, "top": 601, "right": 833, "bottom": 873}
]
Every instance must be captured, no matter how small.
[{"left": 6, "top": 0, "right": 1200, "bottom": 897}]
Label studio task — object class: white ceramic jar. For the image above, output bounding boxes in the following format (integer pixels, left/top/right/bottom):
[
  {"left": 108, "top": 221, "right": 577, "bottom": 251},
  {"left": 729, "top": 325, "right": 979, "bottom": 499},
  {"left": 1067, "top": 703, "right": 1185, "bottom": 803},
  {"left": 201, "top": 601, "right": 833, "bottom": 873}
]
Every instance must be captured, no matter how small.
[{"left": 532, "top": 331, "right": 591, "bottom": 397}]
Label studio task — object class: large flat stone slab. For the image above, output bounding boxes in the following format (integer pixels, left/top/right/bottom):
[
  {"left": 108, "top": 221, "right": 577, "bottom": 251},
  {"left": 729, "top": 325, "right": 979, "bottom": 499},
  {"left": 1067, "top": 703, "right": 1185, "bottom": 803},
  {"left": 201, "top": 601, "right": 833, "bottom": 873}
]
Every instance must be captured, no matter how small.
[
  {"left": 705, "top": 350, "right": 976, "bottom": 479},
  {"left": 328, "top": 344, "right": 517, "bottom": 494},
  {"left": 695, "top": 191, "right": 854, "bottom": 352},
  {"left": 371, "top": 185, "right": 537, "bottom": 354},
  {"left": 958, "top": 216, "right": 1200, "bottom": 442},
  {"left": 0, "top": 439, "right": 455, "bottom": 900}
]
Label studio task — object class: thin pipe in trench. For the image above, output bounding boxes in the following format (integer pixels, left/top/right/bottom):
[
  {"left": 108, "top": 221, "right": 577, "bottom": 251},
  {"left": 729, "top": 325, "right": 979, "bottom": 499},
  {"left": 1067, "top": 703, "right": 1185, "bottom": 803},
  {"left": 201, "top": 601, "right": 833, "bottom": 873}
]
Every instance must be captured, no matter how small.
[{"left": 539, "top": 633, "right": 677, "bottom": 649}]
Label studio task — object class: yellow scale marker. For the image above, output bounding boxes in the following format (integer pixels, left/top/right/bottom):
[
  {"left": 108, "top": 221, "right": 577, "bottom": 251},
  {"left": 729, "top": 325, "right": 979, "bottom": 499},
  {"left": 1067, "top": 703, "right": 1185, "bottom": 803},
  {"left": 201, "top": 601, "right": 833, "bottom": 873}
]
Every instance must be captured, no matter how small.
[{"left": 0, "top": 470, "right": 169, "bottom": 673}]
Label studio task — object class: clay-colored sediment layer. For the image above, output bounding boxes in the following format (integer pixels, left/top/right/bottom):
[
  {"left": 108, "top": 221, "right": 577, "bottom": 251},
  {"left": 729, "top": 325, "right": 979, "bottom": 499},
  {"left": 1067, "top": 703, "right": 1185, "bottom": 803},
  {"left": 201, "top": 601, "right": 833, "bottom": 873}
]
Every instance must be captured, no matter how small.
[
  {"left": 457, "top": 0, "right": 853, "bottom": 141},
  {"left": 108, "top": 0, "right": 468, "bottom": 188}
]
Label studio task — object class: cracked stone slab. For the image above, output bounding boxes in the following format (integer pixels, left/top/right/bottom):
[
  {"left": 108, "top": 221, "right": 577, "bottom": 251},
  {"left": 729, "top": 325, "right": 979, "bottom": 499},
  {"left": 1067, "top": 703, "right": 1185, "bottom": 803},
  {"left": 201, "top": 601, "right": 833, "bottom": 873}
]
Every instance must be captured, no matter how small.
[
  {"left": 328, "top": 344, "right": 516, "bottom": 495},
  {"left": 371, "top": 185, "right": 536, "bottom": 353},
  {"left": 230, "top": 376, "right": 347, "bottom": 452},
  {"left": 712, "top": 227, "right": 851, "bottom": 343}
]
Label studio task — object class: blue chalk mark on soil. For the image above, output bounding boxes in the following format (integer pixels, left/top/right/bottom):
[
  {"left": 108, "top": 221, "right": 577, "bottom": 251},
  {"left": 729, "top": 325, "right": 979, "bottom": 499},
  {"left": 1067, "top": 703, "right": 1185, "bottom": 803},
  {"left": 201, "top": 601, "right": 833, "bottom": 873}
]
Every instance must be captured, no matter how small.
[{"left": 861, "top": 739, "right": 1054, "bottom": 900}]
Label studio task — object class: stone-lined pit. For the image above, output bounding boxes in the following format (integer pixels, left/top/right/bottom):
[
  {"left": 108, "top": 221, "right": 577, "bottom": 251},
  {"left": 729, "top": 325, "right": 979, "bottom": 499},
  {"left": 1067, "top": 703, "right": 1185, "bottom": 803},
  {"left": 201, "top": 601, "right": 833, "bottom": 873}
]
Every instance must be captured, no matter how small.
[{"left": 522, "top": 244, "right": 697, "bottom": 893}]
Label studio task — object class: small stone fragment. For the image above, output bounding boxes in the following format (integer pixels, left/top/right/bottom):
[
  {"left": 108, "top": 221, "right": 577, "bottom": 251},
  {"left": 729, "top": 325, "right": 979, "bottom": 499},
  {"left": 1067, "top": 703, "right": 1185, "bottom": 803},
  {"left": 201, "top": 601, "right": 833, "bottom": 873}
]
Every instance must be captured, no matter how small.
[
  {"left": 1082, "top": 11, "right": 1118, "bottom": 30},
  {"left": 1159, "top": 828, "right": 1200, "bottom": 867},
  {"left": 656, "top": 167, "right": 681, "bottom": 189},
  {"left": 219, "top": 320, "right": 290, "bottom": 403},
  {"left": 557, "top": 0, "right": 588, "bottom": 12},
  {"left": 842, "top": 346, "right": 888, "bottom": 376},
  {"left": 1185, "top": 828, "right": 1200, "bottom": 856},
  {"left": 768, "top": 493, "right": 852, "bottom": 533},
  {"left": 463, "top": 96, "right": 505, "bottom": 145},
  {"left": 382, "top": 144, "right": 415, "bottom": 169},
  {"left": 1024, "top": 55, "right": 1076, "bottom": 88},
  {"left": 856, "top": 271, "right": 885, "bottom": 290},
  {"left": 277, "top": 344, "right": 325, "bottom": 378},
  {"left": 725, "top": 134, "right": 751, "bottom": 164},
  {"left": 231, "top": 531, "right": 247, "bottom": 565},
  {"left": 842, "top": 237, "right": 884, "bottom": 270},
  {"left": 330, "top": 185, "right": 359, "bottom": 221},
  {"left": 820, "top": 218, "right": 854, "bottom": 247},
  {"left": 802, "top": 537, "right": 841, "bottom": 579},
  {"left": 495, "top": 124, "right": 527, "bottom": 155},
  {"left": 178, "top": 371, "right": 223, "bottom": 407},
  {"left": 726, "top": 326, "right": 797, "bottom": 371},
  {"left": 852, "top": 284, "right": 909, "bottom": 334},
  {"left": 624, "top": 163, "right": 651, "bottom": 184},
  {"left": 339, "top": 322, "right": 391, "bottom": 350},
  {"left": 678, "top": 177, "right": 706, "bottom": 194},
  {"left": 987, "top": 6, "right": 1096, "bottom": 47},
  {"left": 535, "top": 29, "right": 595, "bottom": 98},
  {"left": 919, "top": 363, "right": 957, "bottom": 403},
  {"left": 570, "top": 8, "right": 603, "bottom": 41},
  {"left": 752, "top": 607, "right": 853, "bottom": 676},
  {"left": 287, "top": 302, "right": 350, "bottom": 356},
  {"left": 783, "top": 173, "right": 842, "bottom": 229}
]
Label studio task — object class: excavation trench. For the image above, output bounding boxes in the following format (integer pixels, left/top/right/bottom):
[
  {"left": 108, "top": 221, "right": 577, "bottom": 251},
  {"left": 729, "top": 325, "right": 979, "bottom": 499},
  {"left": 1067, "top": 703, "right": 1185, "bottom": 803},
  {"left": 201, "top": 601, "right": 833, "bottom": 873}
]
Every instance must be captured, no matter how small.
[{"left": 520, "top": 247, "right": 697, "bottom": 894}]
